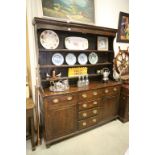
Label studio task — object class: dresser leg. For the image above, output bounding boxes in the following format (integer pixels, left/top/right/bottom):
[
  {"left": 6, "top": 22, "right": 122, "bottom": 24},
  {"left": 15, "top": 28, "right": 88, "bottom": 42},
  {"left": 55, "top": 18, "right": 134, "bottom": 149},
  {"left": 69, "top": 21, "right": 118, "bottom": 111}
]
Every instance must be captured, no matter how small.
[
  {"left": 30, "top": 117, "right": 36, "bottom": 151},
  {"left": 46, "top": 144, "right": 51, "bottom": 149}
]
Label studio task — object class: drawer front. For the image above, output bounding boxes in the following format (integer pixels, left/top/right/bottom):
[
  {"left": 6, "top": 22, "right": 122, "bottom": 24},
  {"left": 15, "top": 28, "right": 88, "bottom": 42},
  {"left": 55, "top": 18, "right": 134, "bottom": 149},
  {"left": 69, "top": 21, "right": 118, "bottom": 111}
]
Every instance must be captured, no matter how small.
[
  {"left": 79, "top": 89, "right": 102, "bottom": 101},
  {"left": 78, "top": 108, "right": 99, "bottom": 120},
  {"left": 45, "top": 94, "right": 77, "bottom": 108},
  {"left": 78, "top": 99, "right": 101, "bottom": 111},
  {"left": 102, "top": 86, "right": 120, "bottom": 96},
  {"left": 78, "top": 116, "right": 99, "bottom": 130}
]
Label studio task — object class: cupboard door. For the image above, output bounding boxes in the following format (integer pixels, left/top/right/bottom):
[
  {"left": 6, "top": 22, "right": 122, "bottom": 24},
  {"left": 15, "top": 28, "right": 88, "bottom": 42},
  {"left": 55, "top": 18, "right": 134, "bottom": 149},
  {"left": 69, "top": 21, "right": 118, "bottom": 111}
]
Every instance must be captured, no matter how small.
[
  {"left": 45, "top": 104, "right": 77, "bottom": 141},
  {"left": 100, "top": 96, "right": 119, "bottom": 120},
  {"left": 118, "top": 94, "right": 129, "bottom": 122}
]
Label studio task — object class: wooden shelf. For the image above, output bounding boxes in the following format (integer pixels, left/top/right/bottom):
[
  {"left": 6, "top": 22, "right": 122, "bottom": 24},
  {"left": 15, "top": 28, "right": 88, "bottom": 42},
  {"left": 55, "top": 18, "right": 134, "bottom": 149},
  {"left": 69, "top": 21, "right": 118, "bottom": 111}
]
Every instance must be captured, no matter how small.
[
  {"left": 40, "top": 62, "right": 112, "bottom": 68},
  {"left": 41, "top": 74, "right": 102, "bottom": 82},
  {"left": 39, "top": 49, "right": 114, "bottom": 53}
]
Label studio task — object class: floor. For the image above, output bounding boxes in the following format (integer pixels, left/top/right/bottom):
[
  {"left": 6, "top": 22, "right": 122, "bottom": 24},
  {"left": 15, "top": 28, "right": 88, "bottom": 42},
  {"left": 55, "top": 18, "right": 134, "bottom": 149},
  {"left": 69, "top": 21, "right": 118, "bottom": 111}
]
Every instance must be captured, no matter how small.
[{"left": 26, "top": 120, "right": 129, "bottom": 155}]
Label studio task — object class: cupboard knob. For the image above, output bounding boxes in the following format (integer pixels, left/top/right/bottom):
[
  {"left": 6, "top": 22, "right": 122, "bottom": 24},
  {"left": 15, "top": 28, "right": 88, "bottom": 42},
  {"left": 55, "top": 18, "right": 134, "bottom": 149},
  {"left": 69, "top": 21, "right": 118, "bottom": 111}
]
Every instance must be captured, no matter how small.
[
  {"left": 82, "top": 122, "right": 87, "bottom": 126},
  {"left": 105, "top": 89, "right": 109, "bottom": 93},
  {"left": 82, "top": 94, "right": 87, "bottom": 98},
  {"left": 93, "top": 110, "right": 97, "bottom": 114},
  {"left": 67, "top": 96, "right": 72, "bottom": 101},
  {"left": 113, "top": 87, "right": 117, "bottom": 91},
  {"left": 82, "top": 113, "right": 87, "bottom": 117},
  {"left": 93, "top": 101, "right": 97, "bottom": 105},
  {"left": 82, "top": 104, "right": 87, "bottom": 108},
  {"left": 53, "top": 98, "right": 59, "bottom": 103},
  {"left": 92, "top": 118, "right": 96, "bottom": 122},
  {"left": 93, "top": 91, "right": 98, "bottom": 96}
]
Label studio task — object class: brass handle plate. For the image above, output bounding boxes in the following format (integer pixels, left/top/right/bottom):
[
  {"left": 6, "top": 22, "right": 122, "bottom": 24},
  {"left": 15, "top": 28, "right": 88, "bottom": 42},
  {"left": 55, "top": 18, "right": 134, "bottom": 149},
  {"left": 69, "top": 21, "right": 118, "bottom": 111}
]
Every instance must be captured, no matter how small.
[
  {"left": 82, "top": 104, "right": 87, "bottom": 108},
  {"left": 53, "top": 98, "right": 59, "bottom": 103},
  {"left": 93, "top": 101, "right": 97, "bottom": 105},
  {"left": 67, "top": 96, "right": 73, "bottom": 101},
  {"left": 82, "top": 113, "right": 87, "bottom": 117},
  {"left": 113, "top": 87, "right": 117, "bottom": 91},
  {"left": 105, "top": 89, "right": 109, "bottom": 93},
  {"left": 92, "top": 118, "right": 97, "bottom": 122},
  {"left": 93, "top": 91, "right": 98, "bottom": 96},
  {"left": 82, "top": 122, "right": 87, "bottom": 126},
  {"left": 82, "top": 94, "right": 87, "bottom": 98},
  {"left": 93, "top": 110, "right": 97, "bottom": 114}
]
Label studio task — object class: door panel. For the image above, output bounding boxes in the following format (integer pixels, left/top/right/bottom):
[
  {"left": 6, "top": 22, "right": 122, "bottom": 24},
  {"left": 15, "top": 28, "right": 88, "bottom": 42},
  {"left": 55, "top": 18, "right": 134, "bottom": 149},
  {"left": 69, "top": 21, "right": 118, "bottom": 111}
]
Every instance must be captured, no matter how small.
[{"left": 45, "top": 104, "right": 77, "bottom": 140}]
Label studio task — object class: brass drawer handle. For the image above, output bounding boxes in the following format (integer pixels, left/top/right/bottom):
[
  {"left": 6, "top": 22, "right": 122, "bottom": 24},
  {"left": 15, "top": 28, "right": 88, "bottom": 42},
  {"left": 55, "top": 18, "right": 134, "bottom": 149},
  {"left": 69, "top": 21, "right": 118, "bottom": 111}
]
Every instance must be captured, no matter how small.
[
  {"left": 53, "top": 98, "right": 59, "bottom": 103},
  {"left": 82, "top": 104, "right": 87, "bottom": 108},
  {"left": 92, "top": 118, "right": 97, "bottom": 122},
  {"left": 82, "top": 122, "right": 87, "bottom": 126},
  {"left": 82, "top": 113, "right": 87, "bottom": 117},
  {"left": 82, "top": 94, "right": 87, "bottom": 98},
  {"left": 93, "top": 110, "right": 98, "bottom": 114},
  {"left": 93, "top": 91, "right": 98, "bottom": 96},
  {"left": 105, "top": 89, "right": 109, "bottom": 93},
  {"left": 113, "top": 87, "right": 117, "bottom": 91},
  {"left": 93, "top": 101, "right": 98, "bottom": 105},
  {"left": 67, "top": 96, "right": 73, "bottom": 101}
]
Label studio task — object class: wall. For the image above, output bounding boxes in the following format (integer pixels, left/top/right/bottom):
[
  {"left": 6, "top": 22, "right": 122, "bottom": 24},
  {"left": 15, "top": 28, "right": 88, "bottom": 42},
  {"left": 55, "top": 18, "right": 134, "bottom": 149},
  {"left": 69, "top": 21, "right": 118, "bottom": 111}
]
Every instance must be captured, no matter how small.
[
  {"left": 26, "top": 0, "right": 129, "bottom": 100},
  {"left": 95, "top": 0, "right": 129, "bottom": 54}
]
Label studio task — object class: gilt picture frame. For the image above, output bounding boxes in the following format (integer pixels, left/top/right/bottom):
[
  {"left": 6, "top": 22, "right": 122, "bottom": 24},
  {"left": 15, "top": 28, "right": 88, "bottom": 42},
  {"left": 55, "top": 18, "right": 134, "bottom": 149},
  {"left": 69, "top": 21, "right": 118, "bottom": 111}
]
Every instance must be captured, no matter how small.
[
  {"left": 117, "top": 12, "right": 129, "bottom": 43},
  {"left": 41, "top": 0, "right": 95, "bottom": 25}
]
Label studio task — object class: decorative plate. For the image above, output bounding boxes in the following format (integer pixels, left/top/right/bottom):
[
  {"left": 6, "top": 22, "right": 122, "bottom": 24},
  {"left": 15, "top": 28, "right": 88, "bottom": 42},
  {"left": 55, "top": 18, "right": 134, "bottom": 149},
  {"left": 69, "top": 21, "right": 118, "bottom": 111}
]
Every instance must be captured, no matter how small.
[
  {"left": 88, "top": 52, "right": 98, "bottom": 64},
  {"left": 65, "top": 53, "right": 76, "bottom": 65},
  {"left": 52, "top": 53, "right": 64, "bottom": 66},
  {"left": 40, "top": 30, "right": 59, "bottom": 49},
  {"left": 65, "top": 37, "right": 88, "bottom": 50},
  {"left": 78, "top": 53, "right": 88, "bottom": 65}
]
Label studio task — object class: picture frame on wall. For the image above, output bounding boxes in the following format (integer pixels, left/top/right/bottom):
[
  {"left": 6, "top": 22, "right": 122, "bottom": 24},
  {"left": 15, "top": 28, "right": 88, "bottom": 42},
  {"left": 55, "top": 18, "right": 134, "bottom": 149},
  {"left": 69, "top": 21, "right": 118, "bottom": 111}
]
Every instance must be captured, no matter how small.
[
  {"left": 97, "top": 36, "right": 109, "bottom": 51},
  {"left": 41, "top": 0, "right": 95, "bottom": 25},
  {"left": 117, "top": 12, "right": 129, "bottom": 43}
]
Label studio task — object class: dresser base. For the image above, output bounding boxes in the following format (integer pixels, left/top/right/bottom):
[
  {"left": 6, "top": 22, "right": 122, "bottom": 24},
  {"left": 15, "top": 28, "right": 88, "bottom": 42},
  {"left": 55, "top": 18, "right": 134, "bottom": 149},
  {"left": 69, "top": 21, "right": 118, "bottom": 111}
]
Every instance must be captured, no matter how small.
[{"left": 45, "top": 116, "right": 118, "bottom": 148}]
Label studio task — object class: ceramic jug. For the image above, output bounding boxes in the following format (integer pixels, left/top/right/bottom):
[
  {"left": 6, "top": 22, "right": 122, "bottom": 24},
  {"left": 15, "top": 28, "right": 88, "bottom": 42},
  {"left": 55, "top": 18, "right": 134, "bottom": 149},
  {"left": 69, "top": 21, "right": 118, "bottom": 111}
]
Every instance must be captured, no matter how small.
[{"left": 102, "top": 68, "right": 110, "bottom": 82}]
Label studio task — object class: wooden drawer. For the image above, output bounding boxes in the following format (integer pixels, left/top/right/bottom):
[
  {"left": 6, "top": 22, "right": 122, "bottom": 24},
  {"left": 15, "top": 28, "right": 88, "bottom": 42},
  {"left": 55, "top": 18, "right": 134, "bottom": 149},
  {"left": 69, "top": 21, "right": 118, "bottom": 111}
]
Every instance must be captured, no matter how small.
[
  {"left": 79, "top": 89, "right": 102, "bottom": 101},
  {"left": 45, "top": 94, "right": 77, "bottom": 109},
  {"left": 78, "top": 99, "right": 101, "bottom": 111},
  {"left": 78, "top": 108, "right": 99, "bottom": 120},
  {"left": 102, "top": 86, "right": 120, "bottom": 96},
  {"left": 78, "top": 116, "right": 99, "bottom": 130}
]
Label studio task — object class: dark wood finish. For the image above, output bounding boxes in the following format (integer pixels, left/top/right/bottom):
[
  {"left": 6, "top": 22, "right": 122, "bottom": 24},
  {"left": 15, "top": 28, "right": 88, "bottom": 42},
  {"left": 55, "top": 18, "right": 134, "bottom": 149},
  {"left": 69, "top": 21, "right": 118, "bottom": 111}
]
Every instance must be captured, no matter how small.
[
  {"left": 26, "top": 99, "right": 36, "bottom": 151},
  {"left": 39, "top": 62, "right": 112, "bottom": 68},
  {"left": 33, "top": 17, "right": 123, "bottom": 147},
  {"left": 33, "top": 17, "right": 117, "bottom": 89},
  {"left": 100, "top": 95, "right": 120, "bottom": 121},
  {"left": 78, "top": 116, "right": 99, "bottom": 130},
  {"left": 45, "top": 103, "right": 77, "bottom": 141},
  {"left": 118, "top": 84, "right": 129, "bottom": 122},
  {"left": 78, "top": 98, "right": 101, "bottom": 111},
  {"left": 40, "top": 82, "right": 121, "bottom": 146},
  {"left": 78, "top": 107, "right": 99, "bottom": 120}
]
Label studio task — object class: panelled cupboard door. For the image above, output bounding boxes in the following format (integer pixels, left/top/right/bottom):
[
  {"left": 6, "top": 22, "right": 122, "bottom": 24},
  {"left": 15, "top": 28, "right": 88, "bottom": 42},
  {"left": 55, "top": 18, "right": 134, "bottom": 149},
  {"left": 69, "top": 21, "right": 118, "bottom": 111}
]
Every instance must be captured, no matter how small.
[
  {"left": 100, "top": 95, "right": 119, "bottom": 120},
  {"left": 45, "top": 104, "right": 77, "bottom": 141},
  {"left": 118, "top": 94, "right": 129, "bottom": 122}
]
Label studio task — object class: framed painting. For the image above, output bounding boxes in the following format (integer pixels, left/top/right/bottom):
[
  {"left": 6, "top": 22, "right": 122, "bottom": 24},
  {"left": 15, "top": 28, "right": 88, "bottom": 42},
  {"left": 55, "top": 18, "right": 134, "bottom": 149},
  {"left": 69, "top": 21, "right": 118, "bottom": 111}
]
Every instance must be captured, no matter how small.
[
  {"left": 97, "top": 36, "right": 108, "bottom": 51},
  {"left": 117, "top": 12, "right": 129, "bottom": 43},
  {"left": 41, "top": 0, "right": 95, "bottom": 25}
]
